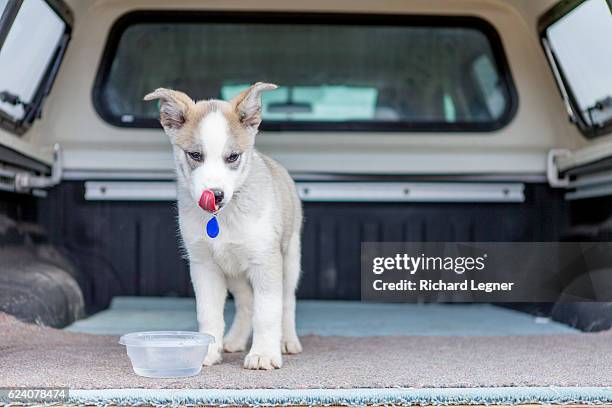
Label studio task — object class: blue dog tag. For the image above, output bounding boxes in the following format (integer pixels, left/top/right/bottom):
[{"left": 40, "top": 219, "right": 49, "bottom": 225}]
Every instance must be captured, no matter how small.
[{"left": 206, "top": 216, "right": 219, "bottom": 238}]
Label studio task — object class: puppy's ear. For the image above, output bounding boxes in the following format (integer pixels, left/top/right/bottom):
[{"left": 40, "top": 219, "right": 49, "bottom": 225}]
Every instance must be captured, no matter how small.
[
  {"left": 230, "top": 82, "right": 278, "bottom": 131},
  {"left": 144, "top": 88, "right": 194, "bottom": 131}
]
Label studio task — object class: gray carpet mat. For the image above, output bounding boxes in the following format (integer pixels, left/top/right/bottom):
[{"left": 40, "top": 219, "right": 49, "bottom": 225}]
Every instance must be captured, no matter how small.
[
  {"left": 66, "top": 297, "right": 577, "bottom": 336},
  {"left": 1, "top": 313, "right": 611, "bottom": 389}
]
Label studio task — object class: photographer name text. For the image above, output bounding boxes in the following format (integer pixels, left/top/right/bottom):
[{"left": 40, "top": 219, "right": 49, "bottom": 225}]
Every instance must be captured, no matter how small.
[{"left": 373, "top": 279, "right": 515, "bottom": 292}]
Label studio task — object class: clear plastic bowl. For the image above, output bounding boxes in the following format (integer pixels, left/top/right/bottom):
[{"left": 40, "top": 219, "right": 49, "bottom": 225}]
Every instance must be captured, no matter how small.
[{"left": 119, "top": 331, "right": 214, "bottom": 378}]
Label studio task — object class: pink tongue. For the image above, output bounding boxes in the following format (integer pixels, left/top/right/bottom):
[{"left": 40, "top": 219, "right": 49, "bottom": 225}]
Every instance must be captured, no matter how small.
[{"left": 199, "top": 189, "right": 218, "bottom": 212}]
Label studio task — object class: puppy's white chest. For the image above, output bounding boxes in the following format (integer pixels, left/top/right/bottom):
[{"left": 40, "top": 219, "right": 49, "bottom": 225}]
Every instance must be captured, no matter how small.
[
  {"left": 216, "top": 219, "right": 268, "bottom": 248},
  {"left": 207, "top": 214, "right": 272, "bottom": 275}
]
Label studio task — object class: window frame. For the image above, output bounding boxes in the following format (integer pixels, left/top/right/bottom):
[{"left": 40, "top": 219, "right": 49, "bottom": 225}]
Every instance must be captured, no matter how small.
[
  {"left": 0, "top": 0, "right": 73, "bottom": 136},
  {"left": 538, "top": 0, "right": 612, "bottom": 139},
  {"left": 92, "top": 10, "right": 518, "bottom": 133}
]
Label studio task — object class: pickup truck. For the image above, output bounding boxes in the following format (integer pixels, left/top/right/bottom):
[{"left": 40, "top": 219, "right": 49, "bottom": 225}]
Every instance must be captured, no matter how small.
[{"left": 0, "top": 0, "right": 611, "bottom": 406}]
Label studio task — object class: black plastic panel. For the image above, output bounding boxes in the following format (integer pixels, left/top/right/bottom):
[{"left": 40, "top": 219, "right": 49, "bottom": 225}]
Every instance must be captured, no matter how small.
[{"left": 38, "top": 182, "right": 569, "bottom": 311}]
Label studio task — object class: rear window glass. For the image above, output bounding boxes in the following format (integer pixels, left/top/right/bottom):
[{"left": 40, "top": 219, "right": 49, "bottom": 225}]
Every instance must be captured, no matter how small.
[
  {"left": 542, "top": 0, "right": 612, "bottom": 137},
  {"left": 0, "top": 0, "right": 70, "bottom": 133},
  {"left": 94, "top": 13, "right": 517, "bottom": 132}
]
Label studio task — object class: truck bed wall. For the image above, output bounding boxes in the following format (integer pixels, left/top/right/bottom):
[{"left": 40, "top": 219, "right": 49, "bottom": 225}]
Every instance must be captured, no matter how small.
[{"left": 38, "top": 181, "right": 569, "bottom": 312}]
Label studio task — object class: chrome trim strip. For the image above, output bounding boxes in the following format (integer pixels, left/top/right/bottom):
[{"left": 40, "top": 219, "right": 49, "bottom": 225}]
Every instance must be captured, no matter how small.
[
  {"left": 564, "top": 168, "right": 612, "bottom": 201},
  {"left": 570, "top": 168, "right": 612, "bottom": 189},
  {"left": 566, "top": 184, "right": 612, "bottom": 201},
  {"left": 85, "top": 181, "right": 525, "bottom": 203},
  {"left": 297, "top": 182, "right": 524, "bottom": 202},
  {"left": 84, "top": 181, "right": 177, "bottom": 201}
]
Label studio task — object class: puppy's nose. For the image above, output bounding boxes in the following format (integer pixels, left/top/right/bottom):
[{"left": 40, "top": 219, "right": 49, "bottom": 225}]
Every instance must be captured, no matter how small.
[{"left": 211, "top": 188, "right": 224, "bottom": 205}]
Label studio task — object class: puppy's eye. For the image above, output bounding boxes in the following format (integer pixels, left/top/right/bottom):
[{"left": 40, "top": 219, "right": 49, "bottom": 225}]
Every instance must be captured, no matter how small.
[
  {"left": 226, "top": 152, "right": 241, "bottom": 163},
  {"left": 186, "top": 151, "right": 203, "bottom": 162}
]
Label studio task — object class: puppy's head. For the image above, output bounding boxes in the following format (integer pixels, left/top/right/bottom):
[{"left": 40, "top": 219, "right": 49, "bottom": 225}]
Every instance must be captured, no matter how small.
[{"left": 144, "top": 82, "right": 277, "bottom": 211}]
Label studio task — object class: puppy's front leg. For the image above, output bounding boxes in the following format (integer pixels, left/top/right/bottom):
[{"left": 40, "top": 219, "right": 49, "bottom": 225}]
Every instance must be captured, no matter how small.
[
  {"left": 191, "top": 260, "right": 227, "bottom": 366},
  {"left": 244, "top": 255, "right": 283, "bottom": 370}
]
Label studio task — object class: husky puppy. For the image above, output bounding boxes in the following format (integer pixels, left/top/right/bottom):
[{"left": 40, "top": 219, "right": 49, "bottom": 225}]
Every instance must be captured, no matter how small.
[{"left": 144, "top": 83, "right": 302, "bottom": 370}]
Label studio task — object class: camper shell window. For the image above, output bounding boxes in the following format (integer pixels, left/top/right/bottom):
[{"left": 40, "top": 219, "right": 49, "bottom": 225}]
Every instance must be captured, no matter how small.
[
  {"left": 0, "top": 0, "right": 72, "bottom": 135},
  {"left": 93, "top": 12, "right": 517, "bottom": 132},
  {"left": 539, "top": 0, "right": 612, "bottom": 138}
]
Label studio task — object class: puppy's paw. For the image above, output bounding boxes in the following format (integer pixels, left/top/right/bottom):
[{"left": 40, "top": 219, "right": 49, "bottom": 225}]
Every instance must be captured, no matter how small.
[
  {"left": 223, "top": 335, "right": 248, "bottom": 353},
  {"left": 203, "top": 346, "right": 223, "bottom": 366},
  {"left": 243, "top": 351, "right": 282, "bottom": 370},
  {"left": 281, "top": 336, "right": 303, "bottom": 354}
]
